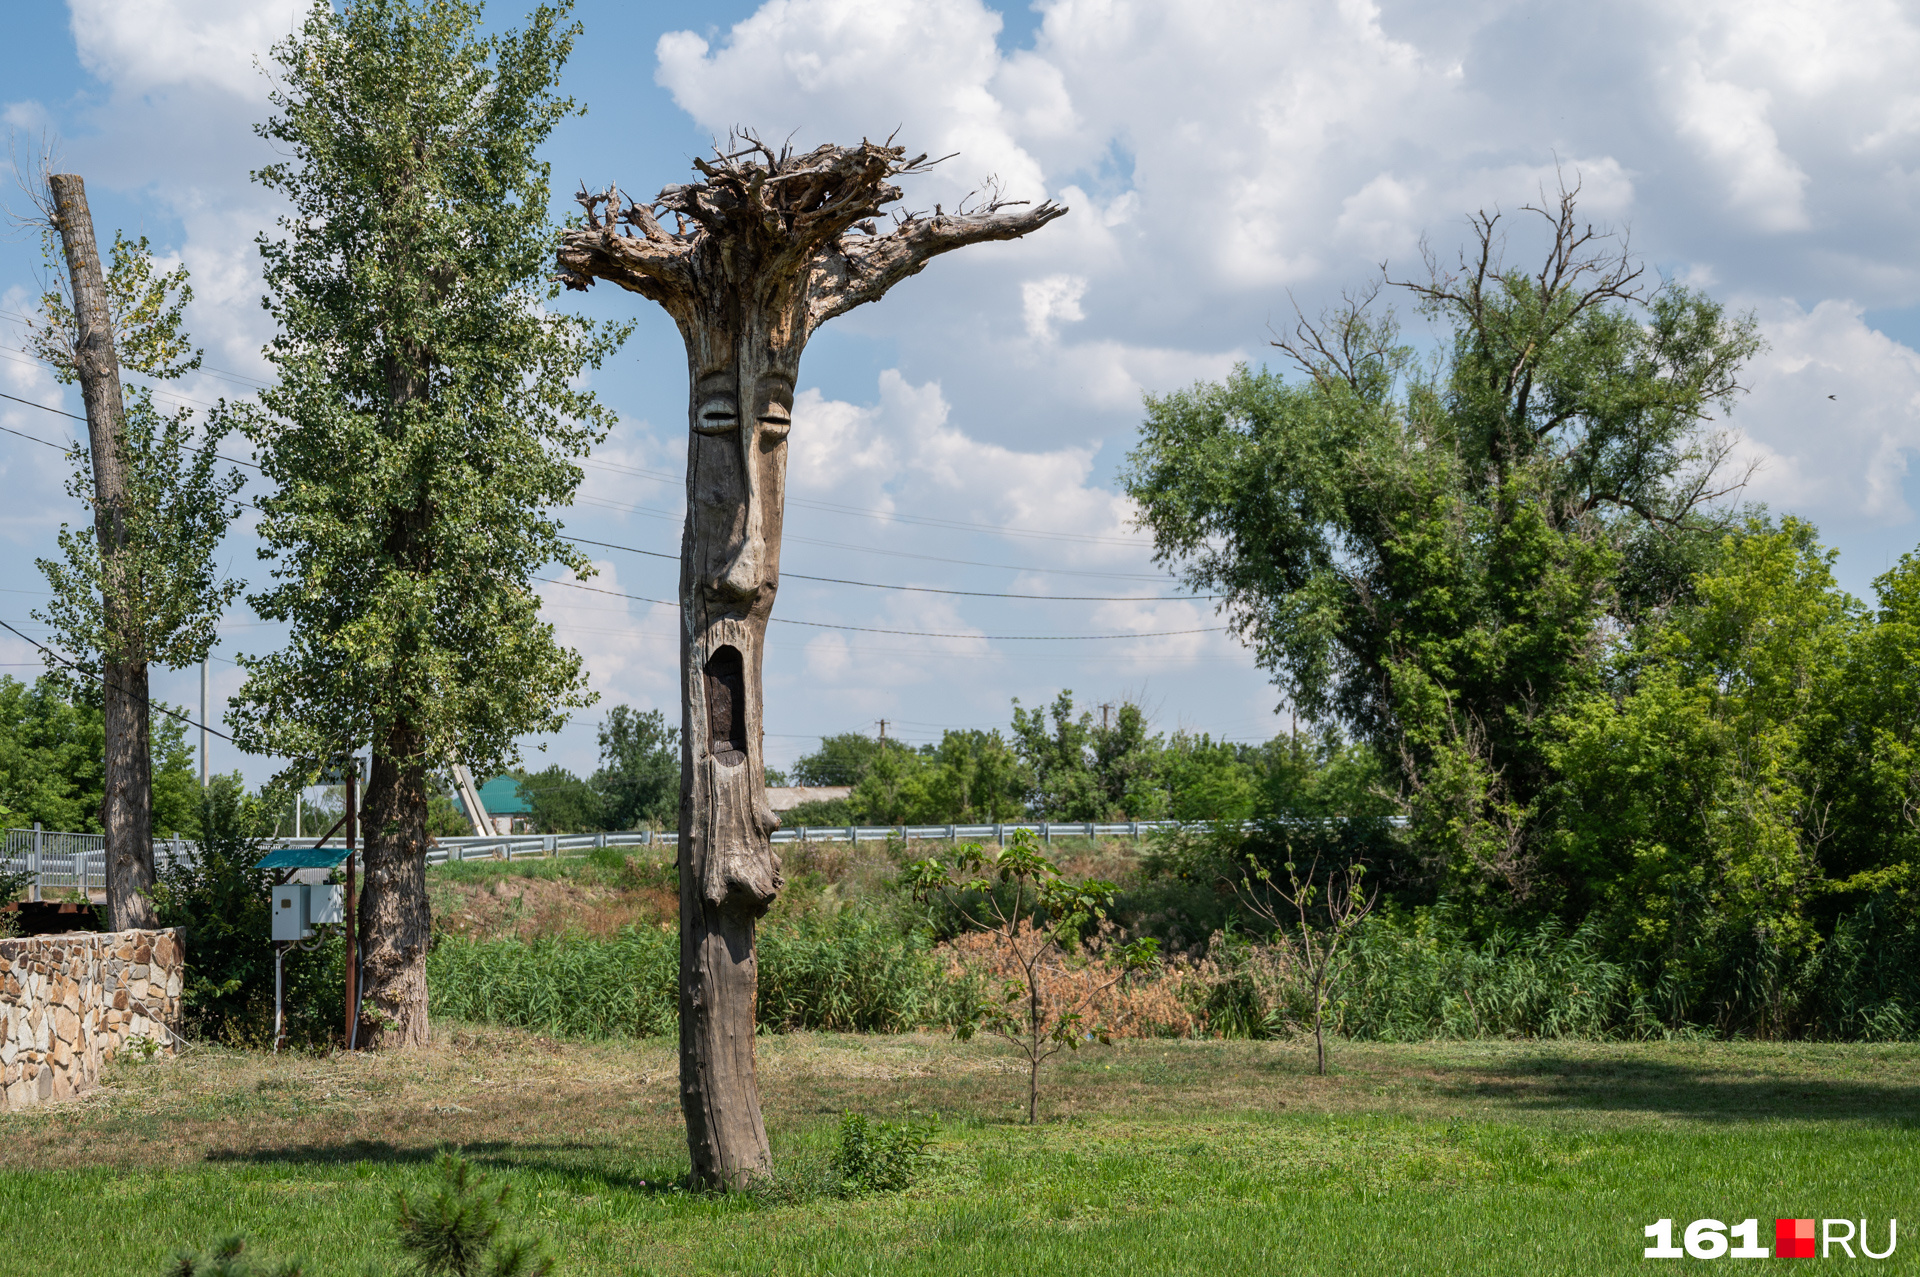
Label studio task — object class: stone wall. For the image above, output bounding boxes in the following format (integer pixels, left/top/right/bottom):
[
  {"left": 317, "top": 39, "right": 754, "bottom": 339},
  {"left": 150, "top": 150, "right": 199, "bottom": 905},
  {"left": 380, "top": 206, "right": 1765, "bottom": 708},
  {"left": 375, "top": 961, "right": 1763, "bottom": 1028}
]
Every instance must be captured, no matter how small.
[{"left": 0, "top": 927, "right": 183, "bottom": 1111}]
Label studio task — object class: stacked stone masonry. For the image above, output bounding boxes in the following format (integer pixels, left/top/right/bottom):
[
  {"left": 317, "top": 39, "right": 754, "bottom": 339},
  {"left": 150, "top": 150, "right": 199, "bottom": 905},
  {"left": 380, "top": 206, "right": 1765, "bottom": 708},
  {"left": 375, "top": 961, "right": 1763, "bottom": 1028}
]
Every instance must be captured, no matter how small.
[{"left": 0, "top": 927, "right": 182, "bottom": 1111}]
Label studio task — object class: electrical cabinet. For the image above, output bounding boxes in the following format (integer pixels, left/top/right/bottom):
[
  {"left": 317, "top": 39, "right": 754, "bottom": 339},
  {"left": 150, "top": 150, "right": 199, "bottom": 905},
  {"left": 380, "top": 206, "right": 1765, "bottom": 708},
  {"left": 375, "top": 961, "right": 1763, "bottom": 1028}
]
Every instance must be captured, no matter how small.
[
  {"left": 272, "top": 883, "right": 344, "bottom": 940},
  {"left": 272, "top": 884, "right": 308, "bottom": 942},
  {"left": 309, "top": 884, "right": 344, "bottom": 925}
]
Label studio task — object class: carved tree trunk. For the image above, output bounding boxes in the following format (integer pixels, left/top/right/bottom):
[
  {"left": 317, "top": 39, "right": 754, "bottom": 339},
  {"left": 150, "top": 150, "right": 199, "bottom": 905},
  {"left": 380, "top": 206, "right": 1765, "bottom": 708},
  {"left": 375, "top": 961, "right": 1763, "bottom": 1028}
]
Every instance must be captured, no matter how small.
[
  {"left": 47, "top": 173, "right": 157, "bottom": 932},
  {"left": 557, "top": 137, "right": 1064, "bottom": 1187}
]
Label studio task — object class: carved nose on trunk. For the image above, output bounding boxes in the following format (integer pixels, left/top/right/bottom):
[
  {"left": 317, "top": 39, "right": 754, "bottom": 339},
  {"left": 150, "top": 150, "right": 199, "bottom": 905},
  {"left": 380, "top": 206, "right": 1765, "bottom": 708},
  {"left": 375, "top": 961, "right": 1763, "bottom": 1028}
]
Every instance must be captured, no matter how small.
[{"left": 713, "top": 538, "right": 764, "bottom": 601}]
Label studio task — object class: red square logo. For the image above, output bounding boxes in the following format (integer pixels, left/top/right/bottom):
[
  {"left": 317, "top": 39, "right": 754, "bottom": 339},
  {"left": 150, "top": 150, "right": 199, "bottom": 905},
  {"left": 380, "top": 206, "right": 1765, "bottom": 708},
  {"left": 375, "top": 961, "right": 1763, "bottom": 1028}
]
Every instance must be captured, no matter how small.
[{"left": 1776, "top": 1218, "right": 1816, "bottom": 1259}]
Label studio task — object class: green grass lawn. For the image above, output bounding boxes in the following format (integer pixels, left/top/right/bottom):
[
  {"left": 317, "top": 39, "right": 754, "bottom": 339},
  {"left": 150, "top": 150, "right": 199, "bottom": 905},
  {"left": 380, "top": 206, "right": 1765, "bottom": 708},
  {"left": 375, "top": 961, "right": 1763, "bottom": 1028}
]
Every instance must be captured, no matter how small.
[{"left": 2, "top": 1030, "right": 1916, "bottom": 1274}]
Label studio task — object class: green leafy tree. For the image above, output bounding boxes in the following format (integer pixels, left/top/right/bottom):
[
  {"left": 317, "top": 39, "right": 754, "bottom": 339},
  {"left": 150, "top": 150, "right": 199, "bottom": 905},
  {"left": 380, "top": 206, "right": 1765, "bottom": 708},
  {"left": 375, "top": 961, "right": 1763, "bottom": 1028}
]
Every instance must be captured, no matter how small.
[
  {"left": 1011, "top": 691, "right": 1166, "bottom": 820},
  {"left": 26, "top": 222, "right": 246, "bottom": 925},
  {"left": 1232, "top": 852, "right": 1377, "bottom": 1075},
  {"left": 790, "top": 732, "right": 890, "bottom": 787},
  {"left": 231, "top": 0, "right": 624, "bottom": 1047},
  {"left": 153, "top": 775, "right": 342, "bottom": 1045},
  {"left": 1010, "top": 691, "right": 1100, "bottom": 819},
  {"left": 1158, "top": 731, "right": 1258, "bottom": 821},
  {"left": 919, "top": 729, "right": 1027, "bottom": 822},
  {"left": 591, "top": 705, "right": 678, "bottom": 829},
  {"left": 1549, "top": 519, "right": 1854, "bottom": 1032},
  {"left": 0, "top": 675, "right": 196, "bottom": 836},
  {"left": 516, "top": 763, "right": 604, "bottom": 833},
  {"left": 1125, "top": 188, "right": 1762, "bottom": 908}
]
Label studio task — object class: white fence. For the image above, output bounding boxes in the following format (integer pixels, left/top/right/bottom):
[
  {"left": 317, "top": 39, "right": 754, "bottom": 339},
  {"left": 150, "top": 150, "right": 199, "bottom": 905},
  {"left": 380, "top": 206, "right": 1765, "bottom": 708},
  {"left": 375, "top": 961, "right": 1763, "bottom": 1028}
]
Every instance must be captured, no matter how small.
[
  {"left": 1, "top": 826, "right": 106, "bottom": 897},
  {"left": 3, "top": 819, "right": 1203, "bottom": 890}
]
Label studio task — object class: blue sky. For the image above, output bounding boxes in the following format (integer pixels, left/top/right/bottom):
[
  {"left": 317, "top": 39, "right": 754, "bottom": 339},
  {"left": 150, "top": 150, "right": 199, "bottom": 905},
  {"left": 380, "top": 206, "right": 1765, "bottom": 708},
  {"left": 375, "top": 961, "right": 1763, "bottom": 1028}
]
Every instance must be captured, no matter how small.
[{"left": 3, "top": 0, "right": 1919, "bottom": 788}]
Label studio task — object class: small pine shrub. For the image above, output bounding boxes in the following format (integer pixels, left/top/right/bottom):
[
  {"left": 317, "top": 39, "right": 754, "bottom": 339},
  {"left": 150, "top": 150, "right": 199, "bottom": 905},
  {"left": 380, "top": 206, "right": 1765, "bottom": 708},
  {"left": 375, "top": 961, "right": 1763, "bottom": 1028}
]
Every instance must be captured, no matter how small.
[
  {"left": 832, "top": 1111, "right": 933, "bottom": 1195},
  {"left": 395, "top": 1152, "right": 553, "bottom": 1277}
]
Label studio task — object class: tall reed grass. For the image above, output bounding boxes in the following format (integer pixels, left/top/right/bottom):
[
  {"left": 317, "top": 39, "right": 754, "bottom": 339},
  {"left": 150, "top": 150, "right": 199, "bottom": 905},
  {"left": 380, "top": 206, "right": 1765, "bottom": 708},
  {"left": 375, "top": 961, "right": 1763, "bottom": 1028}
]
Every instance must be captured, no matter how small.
[
  {"left": 427, "top": 913, "right": 971, "bottom": 1039},
  {"left": 428, "top": 904, "right": 1920, "bottom": 1043}
]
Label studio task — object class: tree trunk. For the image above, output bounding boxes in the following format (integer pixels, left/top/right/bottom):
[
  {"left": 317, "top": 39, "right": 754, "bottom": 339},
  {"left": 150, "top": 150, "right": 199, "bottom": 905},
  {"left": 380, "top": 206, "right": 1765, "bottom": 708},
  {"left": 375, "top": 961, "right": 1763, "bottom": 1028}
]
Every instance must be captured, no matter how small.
[
  {"left": 675, "top": 312, "right": 792, "bottom": 1187},
  {"left": 358, "top": 734, "right": 431, "bottom": 1048},
  {"left": 101, "top": 656, "right": 154, "bottom": 929},
  {"left": 555, "top": 138, "right": 1066, "bottom": 1188},
  {"left": 48, "top": 173, "right": 156, "bottom": 932}
]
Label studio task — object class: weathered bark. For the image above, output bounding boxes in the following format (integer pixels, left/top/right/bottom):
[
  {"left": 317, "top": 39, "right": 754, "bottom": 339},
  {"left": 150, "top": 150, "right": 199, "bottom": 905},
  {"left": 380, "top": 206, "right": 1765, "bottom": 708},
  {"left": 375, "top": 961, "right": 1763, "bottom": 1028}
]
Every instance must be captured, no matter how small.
[
  {"left": 358, "top": 735, "right": 432, "bottom": 1048},
  {"left": 558, "top": 137, "right": 1064, "bottom": 1187},
  {"left": 352, "top": 353, "right": 436, "bottom": 1050},
  {"left": 47, "top": 173, "right": 156, "bottom": 932}
]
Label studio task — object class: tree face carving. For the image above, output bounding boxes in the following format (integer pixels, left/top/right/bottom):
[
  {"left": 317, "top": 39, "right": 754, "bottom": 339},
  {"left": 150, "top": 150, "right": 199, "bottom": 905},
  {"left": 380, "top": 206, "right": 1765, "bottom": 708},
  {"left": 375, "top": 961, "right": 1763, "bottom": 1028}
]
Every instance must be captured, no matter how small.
[{"left": 557, "top": 134, "right": 1064, "bottom": 1187}]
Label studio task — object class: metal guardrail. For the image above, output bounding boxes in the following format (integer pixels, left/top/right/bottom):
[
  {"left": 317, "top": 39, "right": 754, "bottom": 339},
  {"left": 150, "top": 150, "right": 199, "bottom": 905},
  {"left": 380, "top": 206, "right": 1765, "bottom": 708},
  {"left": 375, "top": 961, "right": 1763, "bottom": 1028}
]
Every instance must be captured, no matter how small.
[
  {"left": 2, "top": 825, "right": 105, "bottom": 898},
  {"left": 4, "top": 818, "right": 1217, "bottom": 887}
]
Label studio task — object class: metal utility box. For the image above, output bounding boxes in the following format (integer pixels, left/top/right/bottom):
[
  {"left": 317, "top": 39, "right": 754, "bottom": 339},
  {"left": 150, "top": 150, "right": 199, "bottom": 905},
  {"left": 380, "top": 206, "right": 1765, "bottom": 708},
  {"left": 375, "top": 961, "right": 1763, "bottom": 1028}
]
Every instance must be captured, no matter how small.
[
  {"left": 308, "top": 883, "right": 344, "bottom": 926},
  {"left": 272, "top": 884, "right": 309, "bottom": 942}
]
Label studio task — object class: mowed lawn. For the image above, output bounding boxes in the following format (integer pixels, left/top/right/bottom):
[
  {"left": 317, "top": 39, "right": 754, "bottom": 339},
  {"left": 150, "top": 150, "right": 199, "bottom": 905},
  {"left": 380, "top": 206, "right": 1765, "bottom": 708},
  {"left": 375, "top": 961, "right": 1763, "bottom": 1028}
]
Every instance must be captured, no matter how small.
[{"left": 2, "top": 1029, "right": 1917, "bottom": 1275}]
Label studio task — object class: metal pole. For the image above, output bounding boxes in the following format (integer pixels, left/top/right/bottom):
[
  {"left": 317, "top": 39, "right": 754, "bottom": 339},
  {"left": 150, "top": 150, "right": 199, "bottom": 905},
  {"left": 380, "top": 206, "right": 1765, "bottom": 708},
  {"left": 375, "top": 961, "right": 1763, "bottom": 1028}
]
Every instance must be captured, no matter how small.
[
  {"left": 294, "top": 789, "right": 301, "bottom": 841},
  {"left": 30, "top": 823, "right": 41, "bottom": 902},
  {"left": 199, "top": 658, "right": 209, "bottom": 788},
  {"left": 274, "top": 944, "right": 285, "bottom": 1052}
]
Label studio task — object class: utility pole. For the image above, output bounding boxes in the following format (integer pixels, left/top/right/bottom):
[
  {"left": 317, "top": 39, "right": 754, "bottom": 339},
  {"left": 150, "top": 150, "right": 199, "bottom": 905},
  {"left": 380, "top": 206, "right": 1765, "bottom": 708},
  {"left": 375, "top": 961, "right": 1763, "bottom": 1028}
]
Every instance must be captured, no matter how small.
[
  {"left": 1099, "top": 703, "right": 1113, "bottom": 730},
  {"left": 876, "top": 719, "right": 889, "bottom": 744},
  {"left": 199, "top": 658, "right": 210, "bottom": 787}
]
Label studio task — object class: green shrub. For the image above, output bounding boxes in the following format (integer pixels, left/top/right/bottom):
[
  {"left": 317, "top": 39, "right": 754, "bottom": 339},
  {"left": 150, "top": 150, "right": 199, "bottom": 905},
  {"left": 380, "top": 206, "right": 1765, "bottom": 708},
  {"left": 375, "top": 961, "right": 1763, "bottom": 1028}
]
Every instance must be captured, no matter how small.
[
  {"left": 395, "top": 1152, "right": 554, "bottom": 1277},
  {"left": 153, "top": 778, "right": 342, "bottom": 1046},
  {"left": 832, "top": 1111, "right": 932, "bottom": 1194}
]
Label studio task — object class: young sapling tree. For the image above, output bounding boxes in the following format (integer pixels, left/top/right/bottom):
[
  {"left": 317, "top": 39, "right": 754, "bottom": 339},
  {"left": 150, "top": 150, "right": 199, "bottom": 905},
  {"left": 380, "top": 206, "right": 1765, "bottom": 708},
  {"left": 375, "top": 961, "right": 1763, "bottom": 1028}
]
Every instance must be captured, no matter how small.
[
  {"left": 1234, "top": 852, "right": 1378, "bottom": 1075},
  {"left": 906, "top": 829, "right": 1157, "bottom": 1122}
]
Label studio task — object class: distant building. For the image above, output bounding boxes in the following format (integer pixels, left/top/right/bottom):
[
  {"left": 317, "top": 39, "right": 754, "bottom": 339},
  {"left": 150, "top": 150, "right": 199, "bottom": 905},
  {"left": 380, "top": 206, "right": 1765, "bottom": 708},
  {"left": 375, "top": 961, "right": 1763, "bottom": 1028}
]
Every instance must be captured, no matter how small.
[
  {"left": 764, "top": 786, "right": 853, "bottom": 813},
  {"left": 477, "top": 775, "right": 532, "bottom": 835}
]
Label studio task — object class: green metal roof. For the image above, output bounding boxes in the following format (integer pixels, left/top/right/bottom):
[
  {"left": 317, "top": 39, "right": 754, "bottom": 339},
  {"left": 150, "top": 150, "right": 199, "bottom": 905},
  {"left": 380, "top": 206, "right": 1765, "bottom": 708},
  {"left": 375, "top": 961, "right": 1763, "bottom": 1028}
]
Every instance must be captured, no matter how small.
[
  {"left": 254, "top": 844, "right": 351, "bottom": 871},
  {"left": 477, "top": 775, "right": 531, "bottom": 815}
]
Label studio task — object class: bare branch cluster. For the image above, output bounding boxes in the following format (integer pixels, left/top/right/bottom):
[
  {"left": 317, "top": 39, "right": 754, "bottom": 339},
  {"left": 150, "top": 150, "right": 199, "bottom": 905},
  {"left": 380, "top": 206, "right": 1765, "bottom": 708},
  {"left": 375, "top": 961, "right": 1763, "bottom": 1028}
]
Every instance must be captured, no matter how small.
[{"left": 557, "top": 130, "right": 1066, "bottom": 332}]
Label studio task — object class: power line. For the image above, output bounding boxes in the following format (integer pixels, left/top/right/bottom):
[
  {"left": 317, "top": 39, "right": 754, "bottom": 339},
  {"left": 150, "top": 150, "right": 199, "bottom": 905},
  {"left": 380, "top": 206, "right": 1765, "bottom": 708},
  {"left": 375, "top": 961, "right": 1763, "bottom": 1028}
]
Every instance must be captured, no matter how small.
[
  {"left": 584, "top": 455, "right": 1151, "bottom": 548},
  {"left": 534, "top": 574, "right": 1225, "bottom": 640},
  {"left": 0, "top": 617, "right": 238, "bottom": 742},
  {"left": 561, "top": 534, "right": 1207, "bottom": 602},
  {"left": 0, "top": 385, "right": 264, "bottom": 471},
  {"left": 568, "top": 527, "right": 1174, "bottom": 583}
]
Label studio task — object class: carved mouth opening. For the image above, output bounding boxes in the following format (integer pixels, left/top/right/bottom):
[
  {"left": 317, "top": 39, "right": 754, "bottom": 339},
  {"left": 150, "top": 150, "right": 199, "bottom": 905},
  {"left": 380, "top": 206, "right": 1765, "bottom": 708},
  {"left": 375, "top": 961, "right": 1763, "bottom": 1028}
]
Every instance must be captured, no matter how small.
[{"left": 704, "top": 645, "right": 747, "bottom": 766}]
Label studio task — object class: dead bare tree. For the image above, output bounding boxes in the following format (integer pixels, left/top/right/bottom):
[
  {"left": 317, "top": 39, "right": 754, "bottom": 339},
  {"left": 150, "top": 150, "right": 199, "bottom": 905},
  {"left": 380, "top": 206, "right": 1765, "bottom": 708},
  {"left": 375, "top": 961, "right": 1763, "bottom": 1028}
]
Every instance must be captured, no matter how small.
[{"left": 556, "top": 134, "right": 1065, "bottom": 1186}]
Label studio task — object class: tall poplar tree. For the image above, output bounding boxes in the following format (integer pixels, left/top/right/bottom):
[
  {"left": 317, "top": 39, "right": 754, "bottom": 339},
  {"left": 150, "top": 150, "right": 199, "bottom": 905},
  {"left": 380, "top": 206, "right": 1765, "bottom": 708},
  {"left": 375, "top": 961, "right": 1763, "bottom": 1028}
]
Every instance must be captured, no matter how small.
[{"left": 234, "top": 0, "right": 623, "bottom": 1047}]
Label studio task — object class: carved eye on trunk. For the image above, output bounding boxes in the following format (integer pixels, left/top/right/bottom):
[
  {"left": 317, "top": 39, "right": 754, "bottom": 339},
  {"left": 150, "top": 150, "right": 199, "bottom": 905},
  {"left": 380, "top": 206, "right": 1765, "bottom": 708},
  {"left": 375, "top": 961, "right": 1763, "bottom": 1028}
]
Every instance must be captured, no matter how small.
[
  {"left": 694, "top": 396, "right": 740, "bottom": 434},
  {"left": 755, "top": 400, "right": 791, "bottom": 442},
  {"left": 704, "top": 644, "right": 747, "bottom": 766},
  {"left": 755, "top": 373, "right": 794, "bottom": 442}
]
